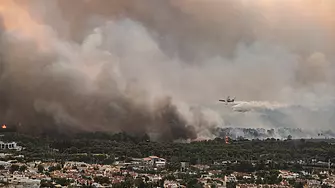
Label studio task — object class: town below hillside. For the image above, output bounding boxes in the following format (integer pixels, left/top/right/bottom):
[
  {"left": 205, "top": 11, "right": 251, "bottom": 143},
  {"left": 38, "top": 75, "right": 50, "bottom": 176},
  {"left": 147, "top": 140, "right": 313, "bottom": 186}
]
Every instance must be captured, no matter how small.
[{"left": 0, "top": 132, "right": 334, "bottom": 187}]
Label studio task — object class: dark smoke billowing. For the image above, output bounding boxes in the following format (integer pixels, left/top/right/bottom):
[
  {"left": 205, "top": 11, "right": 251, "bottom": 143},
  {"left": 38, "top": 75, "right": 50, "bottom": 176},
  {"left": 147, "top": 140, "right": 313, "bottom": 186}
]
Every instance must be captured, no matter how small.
[{"left": 0, "top": 0, "right": 335, "bottom": 141}]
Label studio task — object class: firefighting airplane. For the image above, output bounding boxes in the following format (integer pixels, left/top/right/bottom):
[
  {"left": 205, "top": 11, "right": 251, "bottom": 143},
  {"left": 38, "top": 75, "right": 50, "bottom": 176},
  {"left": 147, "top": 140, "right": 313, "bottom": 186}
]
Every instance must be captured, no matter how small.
[
  {"left": 218, "top": 97, "right": 253, "bottom": 112},
  {"left": 219, "top": 96, "right": 236, "bottom": 105}
]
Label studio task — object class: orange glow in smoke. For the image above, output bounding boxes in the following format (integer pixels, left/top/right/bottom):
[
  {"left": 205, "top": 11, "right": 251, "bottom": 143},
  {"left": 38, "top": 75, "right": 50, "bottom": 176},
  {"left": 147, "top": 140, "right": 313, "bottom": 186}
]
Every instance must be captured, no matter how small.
[
  {"left": 2, "top": 124, "right": 6, "bottom": 129},
  {"left": 0, "top": 0, "right": 49, "bottom": 50},
  {"left": 255, "top": 0, "right": 335, "bottom": 28}
]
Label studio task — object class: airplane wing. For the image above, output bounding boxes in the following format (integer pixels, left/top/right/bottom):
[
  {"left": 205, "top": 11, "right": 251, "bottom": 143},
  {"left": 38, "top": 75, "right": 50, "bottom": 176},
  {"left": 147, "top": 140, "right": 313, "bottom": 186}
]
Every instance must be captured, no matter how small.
[{"left": 219, "top": 99, "right": 226, "bottom": 102}]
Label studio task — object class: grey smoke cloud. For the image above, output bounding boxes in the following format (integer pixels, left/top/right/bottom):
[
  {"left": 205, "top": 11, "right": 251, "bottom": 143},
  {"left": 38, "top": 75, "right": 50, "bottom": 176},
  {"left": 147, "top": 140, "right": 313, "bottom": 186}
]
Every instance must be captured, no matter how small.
[{"left": 0, "top": 0, "right": 334, "bottom": 140}]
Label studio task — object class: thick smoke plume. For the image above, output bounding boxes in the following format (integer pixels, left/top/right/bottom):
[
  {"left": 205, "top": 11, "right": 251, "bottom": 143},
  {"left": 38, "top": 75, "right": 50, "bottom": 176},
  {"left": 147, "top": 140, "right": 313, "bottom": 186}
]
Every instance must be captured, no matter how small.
[{"left": 0, "top": 0, "right": 335, "bottom": 141}]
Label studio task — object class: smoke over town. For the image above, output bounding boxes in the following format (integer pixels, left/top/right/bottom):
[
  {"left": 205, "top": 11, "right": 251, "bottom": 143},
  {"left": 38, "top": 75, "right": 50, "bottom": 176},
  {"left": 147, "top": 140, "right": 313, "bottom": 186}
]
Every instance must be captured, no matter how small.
[{"left": 0, "top": 0, "right": 334, "bottom": 141}]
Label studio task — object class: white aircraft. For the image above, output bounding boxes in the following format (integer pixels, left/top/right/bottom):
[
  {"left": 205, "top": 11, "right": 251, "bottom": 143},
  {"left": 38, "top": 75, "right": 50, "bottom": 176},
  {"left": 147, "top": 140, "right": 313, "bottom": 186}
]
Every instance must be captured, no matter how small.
[{"left": 219, "top": 96, "right": 236, "bottom": 105}]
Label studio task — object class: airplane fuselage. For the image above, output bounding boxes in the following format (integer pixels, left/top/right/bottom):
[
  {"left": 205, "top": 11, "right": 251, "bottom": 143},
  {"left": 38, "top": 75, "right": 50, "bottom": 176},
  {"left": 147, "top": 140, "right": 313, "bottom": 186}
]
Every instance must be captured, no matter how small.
[{"left": 219, "top": 99, "right": 235, "bottom": 103}]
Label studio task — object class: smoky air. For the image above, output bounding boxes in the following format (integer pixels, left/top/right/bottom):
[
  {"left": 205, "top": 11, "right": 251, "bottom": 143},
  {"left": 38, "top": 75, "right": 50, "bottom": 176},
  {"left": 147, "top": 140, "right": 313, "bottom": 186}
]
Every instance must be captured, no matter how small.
[{"left": 0, "top": 0, "right": 334, "bottom": 141}]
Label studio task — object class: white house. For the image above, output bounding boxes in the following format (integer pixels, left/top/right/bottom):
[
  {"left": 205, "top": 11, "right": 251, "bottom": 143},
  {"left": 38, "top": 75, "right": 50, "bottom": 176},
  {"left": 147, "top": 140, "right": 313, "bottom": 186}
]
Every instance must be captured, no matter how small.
[
  {"left": 0, "top": 141, "right": 22, "bottom": 151},
  {"left": 142, "top": 156, "right": 166, "bottom": 167}
]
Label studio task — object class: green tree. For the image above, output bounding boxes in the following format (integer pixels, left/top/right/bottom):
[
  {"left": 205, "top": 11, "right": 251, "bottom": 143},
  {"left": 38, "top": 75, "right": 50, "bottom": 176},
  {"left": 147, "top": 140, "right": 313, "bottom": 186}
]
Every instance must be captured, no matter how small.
[
  {"left": 94, "top": 176, "right": 110, "bottom": 185},
  {"left": 227, "top": 182, "right": 237, "bottom": 188},
  {"left": 37, "top": 164, "right": 44, "bottom": 173},
  {"left": 40, "top": 179, "right": 53, "bottom": 187},
  {"left": 134, "top": 177, "right": 145, "bottom": 188},
  {"left": 294, "top": 182, "right": 304, "bottom": 188},
  {"left": 321, "top": 184, "right": 331, "bottom": 188},
  {"left": 54, "top": 178, "right": 72, "bottom": 186},
  {"left": 187, "top": 178, "right": 203, "bottom": 188},
  {"left": 19, "top": 165, "right": 27, "bottom": 172},
  {"left": 9, "top": 164, "right": 19, "bottom": 173}
]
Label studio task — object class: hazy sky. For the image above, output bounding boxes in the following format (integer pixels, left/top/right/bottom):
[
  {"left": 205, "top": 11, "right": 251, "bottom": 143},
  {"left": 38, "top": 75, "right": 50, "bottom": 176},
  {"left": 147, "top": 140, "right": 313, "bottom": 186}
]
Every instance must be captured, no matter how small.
[{"left": 0, "top": 0, "right": 334, "bottom": 140}]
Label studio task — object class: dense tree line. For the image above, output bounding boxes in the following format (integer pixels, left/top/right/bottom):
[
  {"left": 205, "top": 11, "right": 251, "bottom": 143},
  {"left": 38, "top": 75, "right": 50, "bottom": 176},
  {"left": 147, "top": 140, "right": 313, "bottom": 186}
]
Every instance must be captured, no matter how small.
[{"left": 2, "top": 132, "right": 335, "bottom": 167}]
